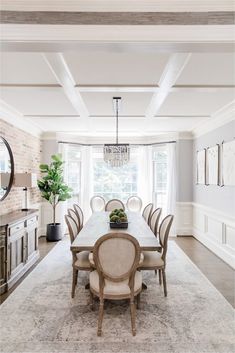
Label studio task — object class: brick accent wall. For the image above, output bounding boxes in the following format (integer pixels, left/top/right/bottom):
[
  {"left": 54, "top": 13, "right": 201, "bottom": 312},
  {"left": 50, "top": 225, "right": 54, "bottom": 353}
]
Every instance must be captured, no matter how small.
[{"left": 0, "top": 119, "right": 41, "bottom": 215}]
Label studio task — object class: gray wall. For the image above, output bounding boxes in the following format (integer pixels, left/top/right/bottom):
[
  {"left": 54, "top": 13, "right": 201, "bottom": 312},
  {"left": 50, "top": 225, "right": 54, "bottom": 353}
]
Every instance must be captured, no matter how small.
[
  {"left": 177, "top": 139, "right": 193, "bottom": 202},
  {"left": 193, "top": 120, "right": 235, "bottom": 217}
]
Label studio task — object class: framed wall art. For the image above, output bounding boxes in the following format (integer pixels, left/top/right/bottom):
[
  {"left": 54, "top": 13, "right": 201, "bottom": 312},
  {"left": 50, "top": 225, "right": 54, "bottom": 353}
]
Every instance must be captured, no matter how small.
[
  {"left": 206, "top": 145, "right": 219, "bottom": 186},
  {"left": 196, "top": 149, "right": 206, "bottom": 185},
  {"left": 222, "top": 140, "right": 235, "bottom": 186}
]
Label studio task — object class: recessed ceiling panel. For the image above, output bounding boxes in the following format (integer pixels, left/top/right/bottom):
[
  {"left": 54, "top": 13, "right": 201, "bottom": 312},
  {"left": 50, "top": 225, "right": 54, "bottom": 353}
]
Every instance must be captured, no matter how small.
[
  {"left": 0, "top": 87, "right": 78, "bottom": 115},
  {"left": 29, "top": 117, "right": 87, "bottom": 132},
  {"left": 64, "top": 52, "right": 170, "bottom": 85},
  {"left": 157, "top": 91, "right": 235, "bottom": 116},
  {"left": 176, "top": 53, "right": 235, "bottom": 85},
  {"left": 0, "top": 53, "right": 58, "bottom": 84},
  {"left": 80, "top": 92, "right": 152, "bottom": 116}
]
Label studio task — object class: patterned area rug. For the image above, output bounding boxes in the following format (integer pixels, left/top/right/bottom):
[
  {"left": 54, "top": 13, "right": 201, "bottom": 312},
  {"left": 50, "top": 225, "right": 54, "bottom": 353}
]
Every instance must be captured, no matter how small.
[{"left": 0, "top": 238, "right": 234, "bottom": 353}]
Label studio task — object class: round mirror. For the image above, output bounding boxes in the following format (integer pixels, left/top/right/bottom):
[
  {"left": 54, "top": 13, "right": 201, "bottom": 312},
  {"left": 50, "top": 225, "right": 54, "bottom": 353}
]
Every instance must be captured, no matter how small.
[{"left": 0, "top": 137, "right": 14, "bottom": 201}]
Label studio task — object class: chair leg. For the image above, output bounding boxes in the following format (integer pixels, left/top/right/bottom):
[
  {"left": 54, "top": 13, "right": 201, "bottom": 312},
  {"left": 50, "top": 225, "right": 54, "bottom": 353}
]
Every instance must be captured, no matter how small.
[
  {"left": 136, "top": 293, "right": 141, "bottom": 310},
  {"left": 130, "top": 298, "right": 136, "bottom": 336},
  {"left": 155, "top": 270, "right": 158, "bottom": 275},
  {"left": 71, "top": 268, "right": 78, "bottom": 298},
  {"left": 158, "top": 269, "right": 162, "bottom": 285},
  {"left": 90, "top": 291, "right": 95, "bottom": 311},
  {"left": 97, "top": 300, "right": 104, "bottom": 336},
  {"left": 162, "top": 269, "right": 167, "bottom": 297}
]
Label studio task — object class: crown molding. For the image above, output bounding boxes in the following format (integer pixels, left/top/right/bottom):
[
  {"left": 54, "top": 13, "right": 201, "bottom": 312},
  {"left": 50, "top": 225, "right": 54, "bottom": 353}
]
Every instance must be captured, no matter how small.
[
  {"left": 1, "top": 1, "right": 234, "bottom": 12},
  {"left": 41, "top": 131, "right": 179, "bottom": 144},
  {"left": 0, "top": 100, "right": 43, "bottom": 137},
  {"left": 192, "top": 100, "right": 235, "bottom": 139},
  {"left": 1, "top": 24, "right": 234, "bottom": 43}
]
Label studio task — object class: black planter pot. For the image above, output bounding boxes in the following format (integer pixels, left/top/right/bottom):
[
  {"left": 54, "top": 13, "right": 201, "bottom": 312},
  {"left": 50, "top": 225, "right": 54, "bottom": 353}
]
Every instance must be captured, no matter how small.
[{"left": 46, "top": 223, "right": 62, "bottom": 242}]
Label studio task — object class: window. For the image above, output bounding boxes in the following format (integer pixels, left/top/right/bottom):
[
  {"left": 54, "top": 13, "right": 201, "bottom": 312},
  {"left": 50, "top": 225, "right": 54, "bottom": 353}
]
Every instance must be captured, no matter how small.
[
  {"left": 62, "top": 144, "right": 81, "bottom": 207},
  {"left": 153, "top": 146, "right": 168, "bottom": 215},
  {"left": 93, "top": 147, "right": 138, "bottom": 202}
]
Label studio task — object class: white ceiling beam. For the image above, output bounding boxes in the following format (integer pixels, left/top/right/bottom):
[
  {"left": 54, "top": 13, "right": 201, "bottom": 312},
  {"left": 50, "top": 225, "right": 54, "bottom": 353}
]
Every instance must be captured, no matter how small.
[
  {"left": 0, "top": 84, "right": 234, "bottom": 94},
  {"left": 145, "top": 53, "right": 192, "bottom": 118},
  {"left": 42, "top": 53, "right": 89, "bottom": 120},
  {"left": 1, "top": 1, "right": 234, "bottom": 12},
  {"left": 76, "top": 85, "right": 159, "bottom": 93}
]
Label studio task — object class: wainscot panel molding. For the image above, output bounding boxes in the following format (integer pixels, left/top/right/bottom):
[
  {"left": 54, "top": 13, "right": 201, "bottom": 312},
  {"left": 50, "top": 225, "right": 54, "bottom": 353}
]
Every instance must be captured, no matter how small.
[
  {"left": 192, "top": 202, "right": 235, "bottom": 269},
  {"left": 176, "top": 202, "right": 193, "bottom": 236}
]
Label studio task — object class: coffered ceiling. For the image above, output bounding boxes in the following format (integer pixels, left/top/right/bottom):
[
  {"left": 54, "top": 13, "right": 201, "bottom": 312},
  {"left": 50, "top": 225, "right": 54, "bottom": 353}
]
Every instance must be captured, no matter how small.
[
  {"left": 0, "top": 1, "right": 234, "bottom": 138},
  {"left": 0, "top": 50, "right": 234, "bottom": 136}
]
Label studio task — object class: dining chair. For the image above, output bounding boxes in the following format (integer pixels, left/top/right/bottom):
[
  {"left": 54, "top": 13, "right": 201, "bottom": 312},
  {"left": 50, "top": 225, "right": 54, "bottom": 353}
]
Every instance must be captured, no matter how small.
[
  {"left": 89, "top": 233, "right": 142, "bottom": 336},
  {"left": 149, "top": 208, "right": 162, "bottom": 236},
  {"left": 90, "top": 195, "right": 106, "bottom": 213},
  {"left": 140, "top": 215, "right": 174, "bottom": 297},
  {"left": 105, "top": 199, "right": 125, "bottom": 212},
  {"left": 65, "top": 214, "right": 91, "bottom": 298},
  {"left": 73, "top": 204, "right": 84, "bottom": 229},
  {"left": 142, "top": 203, "right": 153, "bottom": 225},
  {"left": 126, "top": 196, "right": 142, "bottom": 212},
  {"left": 68, "top": 208, "right": 80, "bottom": 233}
]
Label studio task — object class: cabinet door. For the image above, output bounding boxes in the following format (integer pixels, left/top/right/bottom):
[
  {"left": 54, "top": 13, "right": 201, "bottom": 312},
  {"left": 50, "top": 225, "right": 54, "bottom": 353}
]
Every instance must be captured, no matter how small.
[
  {"left": 9, "top": 230, "right": 26, "bottom": 277},
  {"left": 26, "top": 226, "right": 38, "bottom": 259},
  {"left": 0, "top": 230, "right": 7, "bottom": 287}
]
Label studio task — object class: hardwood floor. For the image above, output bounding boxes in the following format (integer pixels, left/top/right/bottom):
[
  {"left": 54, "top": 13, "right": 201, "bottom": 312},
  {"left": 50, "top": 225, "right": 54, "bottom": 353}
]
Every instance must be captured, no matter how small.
[
  {"left": 174, "top": 236, "right": 235, "bottom": 308},
  {"left": 1, "top": 236, "right": 234, "bottom": 308}
]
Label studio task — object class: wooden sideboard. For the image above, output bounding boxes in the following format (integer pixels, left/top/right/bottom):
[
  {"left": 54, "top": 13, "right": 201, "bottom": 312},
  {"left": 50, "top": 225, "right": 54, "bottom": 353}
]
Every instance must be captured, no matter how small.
[{"left": 0, "top": 209, "right": 39, "bottom": 295}]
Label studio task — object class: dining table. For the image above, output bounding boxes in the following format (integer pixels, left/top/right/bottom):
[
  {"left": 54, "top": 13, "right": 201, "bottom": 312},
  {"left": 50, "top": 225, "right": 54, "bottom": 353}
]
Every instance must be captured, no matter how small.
[
  {"left": 70, "top": 211, "right": 161, "bottom": 289},
  {"left": 70, "top": 210, "right": 161, "bottom": 253}
]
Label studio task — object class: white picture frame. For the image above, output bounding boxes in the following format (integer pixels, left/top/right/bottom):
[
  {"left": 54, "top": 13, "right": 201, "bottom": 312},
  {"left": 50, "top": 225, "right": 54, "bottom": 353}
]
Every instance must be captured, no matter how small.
[
  {"left": 206, "top": 145, "right": 219, "bottom": 186},
  {"left": 222, "top": 140, "right": 235, "bottom": 186},
  {"left": 197, "top": 149, "right": 206, "bottom": 185}
]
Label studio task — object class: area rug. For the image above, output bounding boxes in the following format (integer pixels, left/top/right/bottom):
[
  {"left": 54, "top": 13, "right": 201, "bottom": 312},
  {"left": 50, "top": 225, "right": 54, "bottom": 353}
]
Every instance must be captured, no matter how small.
[{"left": 0, "top": 238, "right": 234, "bottom": 353}]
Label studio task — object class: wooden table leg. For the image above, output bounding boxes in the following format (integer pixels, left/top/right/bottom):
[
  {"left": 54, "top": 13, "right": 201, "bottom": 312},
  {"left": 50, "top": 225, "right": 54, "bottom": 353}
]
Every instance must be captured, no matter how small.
[{"left": 142, "top": 282, "right": 147, "bottom": 290}]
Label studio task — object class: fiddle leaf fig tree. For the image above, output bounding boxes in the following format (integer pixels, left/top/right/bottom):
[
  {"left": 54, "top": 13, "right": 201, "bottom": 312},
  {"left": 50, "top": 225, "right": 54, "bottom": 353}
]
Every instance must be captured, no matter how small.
[{"left": 37, "top": 154, "right": 72, "bottom": 225}]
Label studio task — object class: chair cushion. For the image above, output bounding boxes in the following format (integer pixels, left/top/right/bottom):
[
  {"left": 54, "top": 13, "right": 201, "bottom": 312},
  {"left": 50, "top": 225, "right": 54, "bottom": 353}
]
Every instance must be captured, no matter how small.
[
  {"left": 89, "top": 270, "right": 142, "bottom": 296},
  {"left": 89, "top": 252, "right": 144, "bottom": 267},
  {"left": 74, "top": 251, "right": 91, "bottom": 268},
  {"left": 141, "top": 251, "right": 164, "bottom": 268}
]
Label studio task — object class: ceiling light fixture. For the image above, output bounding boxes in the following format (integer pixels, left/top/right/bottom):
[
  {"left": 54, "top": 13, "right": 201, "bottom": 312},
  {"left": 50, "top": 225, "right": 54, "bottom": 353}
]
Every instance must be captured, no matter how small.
[{"left": 103, "top": 97, "right": 130, "bottom": 167}]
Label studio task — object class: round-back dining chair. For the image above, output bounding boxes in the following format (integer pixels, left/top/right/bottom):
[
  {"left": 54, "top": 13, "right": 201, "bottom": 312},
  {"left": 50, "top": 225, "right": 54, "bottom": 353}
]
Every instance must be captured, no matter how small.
[
  {"left": 90, "top": 195, "right": 106, "bottom": 213},
  {"left": 73, "top": 204, "right": 84, "bottom": 229},
  {"left": 90, "top": 232, "right": 142, "bottom": 336},
  {"left": 68, "top": 208, "right": 80, "bottom": 233},
  {"left": 142, "top": 203, "right": 153, "bottom": 225},
  {"left": 126, "top": 196, "right": 142, "bottom": 212},
  {"left": 105, "top": 199, "right": 125, "bottom": 212},
  {"left": 149, "top": 208, "right": 162, "bottom": 236}
]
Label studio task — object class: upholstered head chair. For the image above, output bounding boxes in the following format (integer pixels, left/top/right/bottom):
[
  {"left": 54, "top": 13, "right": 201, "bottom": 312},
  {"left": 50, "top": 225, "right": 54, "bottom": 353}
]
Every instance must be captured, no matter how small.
[
  {"left": 65, "top": 214, "right": 91, "bottom": 298},
  {"left": 126, "top": 196, "right": 142, "bottom": 212},
  {"left": 142, "top": 203, "right": 153, "bottom": 225},
  {"left": 73, "top": 204, "right": 84, "bottom": 229},
  {"left": 68, "top": 208, "right": 80, "bottom": 233},
  {"left": 105, "top": 199, "right": 125, "bottom": 212},
  {"left": 90, "top": 233, "right": 142, "bottom": 336},
  {"left": 90, "top": 195, "right": 106, "bottom": 213},
  {"left": 149, "top": 208, "right": 162, "bottom": 236}
]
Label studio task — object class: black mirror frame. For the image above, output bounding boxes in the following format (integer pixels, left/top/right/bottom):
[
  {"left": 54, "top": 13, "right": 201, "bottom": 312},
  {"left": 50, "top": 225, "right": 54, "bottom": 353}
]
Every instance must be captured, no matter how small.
[{"left": 0, "top": 136, "right": 14, "bottom": 202}]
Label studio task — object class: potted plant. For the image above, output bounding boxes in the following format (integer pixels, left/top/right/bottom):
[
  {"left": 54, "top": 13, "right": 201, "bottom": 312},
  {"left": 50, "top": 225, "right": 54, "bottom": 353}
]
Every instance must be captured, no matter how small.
[
  {"left": 109, "top": 209, "right": 128, "bottom": 229},
  {"left": 37, "top": 154, "right": 72, "bottom": 241}
]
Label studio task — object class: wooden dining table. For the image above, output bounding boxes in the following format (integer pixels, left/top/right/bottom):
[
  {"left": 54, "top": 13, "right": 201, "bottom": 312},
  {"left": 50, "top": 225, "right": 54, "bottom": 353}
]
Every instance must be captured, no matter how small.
[{"left": 70, "top": 211, "right": 161, "bottom": 253}]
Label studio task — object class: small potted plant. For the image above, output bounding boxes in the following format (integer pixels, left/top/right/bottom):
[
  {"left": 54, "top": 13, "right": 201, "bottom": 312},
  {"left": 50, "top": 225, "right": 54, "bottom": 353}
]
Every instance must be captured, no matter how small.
[
  {"left": 109, "top": 208, "right": 128, "bottom": 228},
  {"left": 37, "top": 154, "right": 72, "bottom": 241}
]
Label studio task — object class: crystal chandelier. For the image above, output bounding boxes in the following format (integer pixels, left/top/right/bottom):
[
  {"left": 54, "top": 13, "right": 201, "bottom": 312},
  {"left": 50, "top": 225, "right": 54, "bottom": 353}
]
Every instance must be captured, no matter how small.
[{"left": 104, "top": 97, "right": 130, "bottom": 167}]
